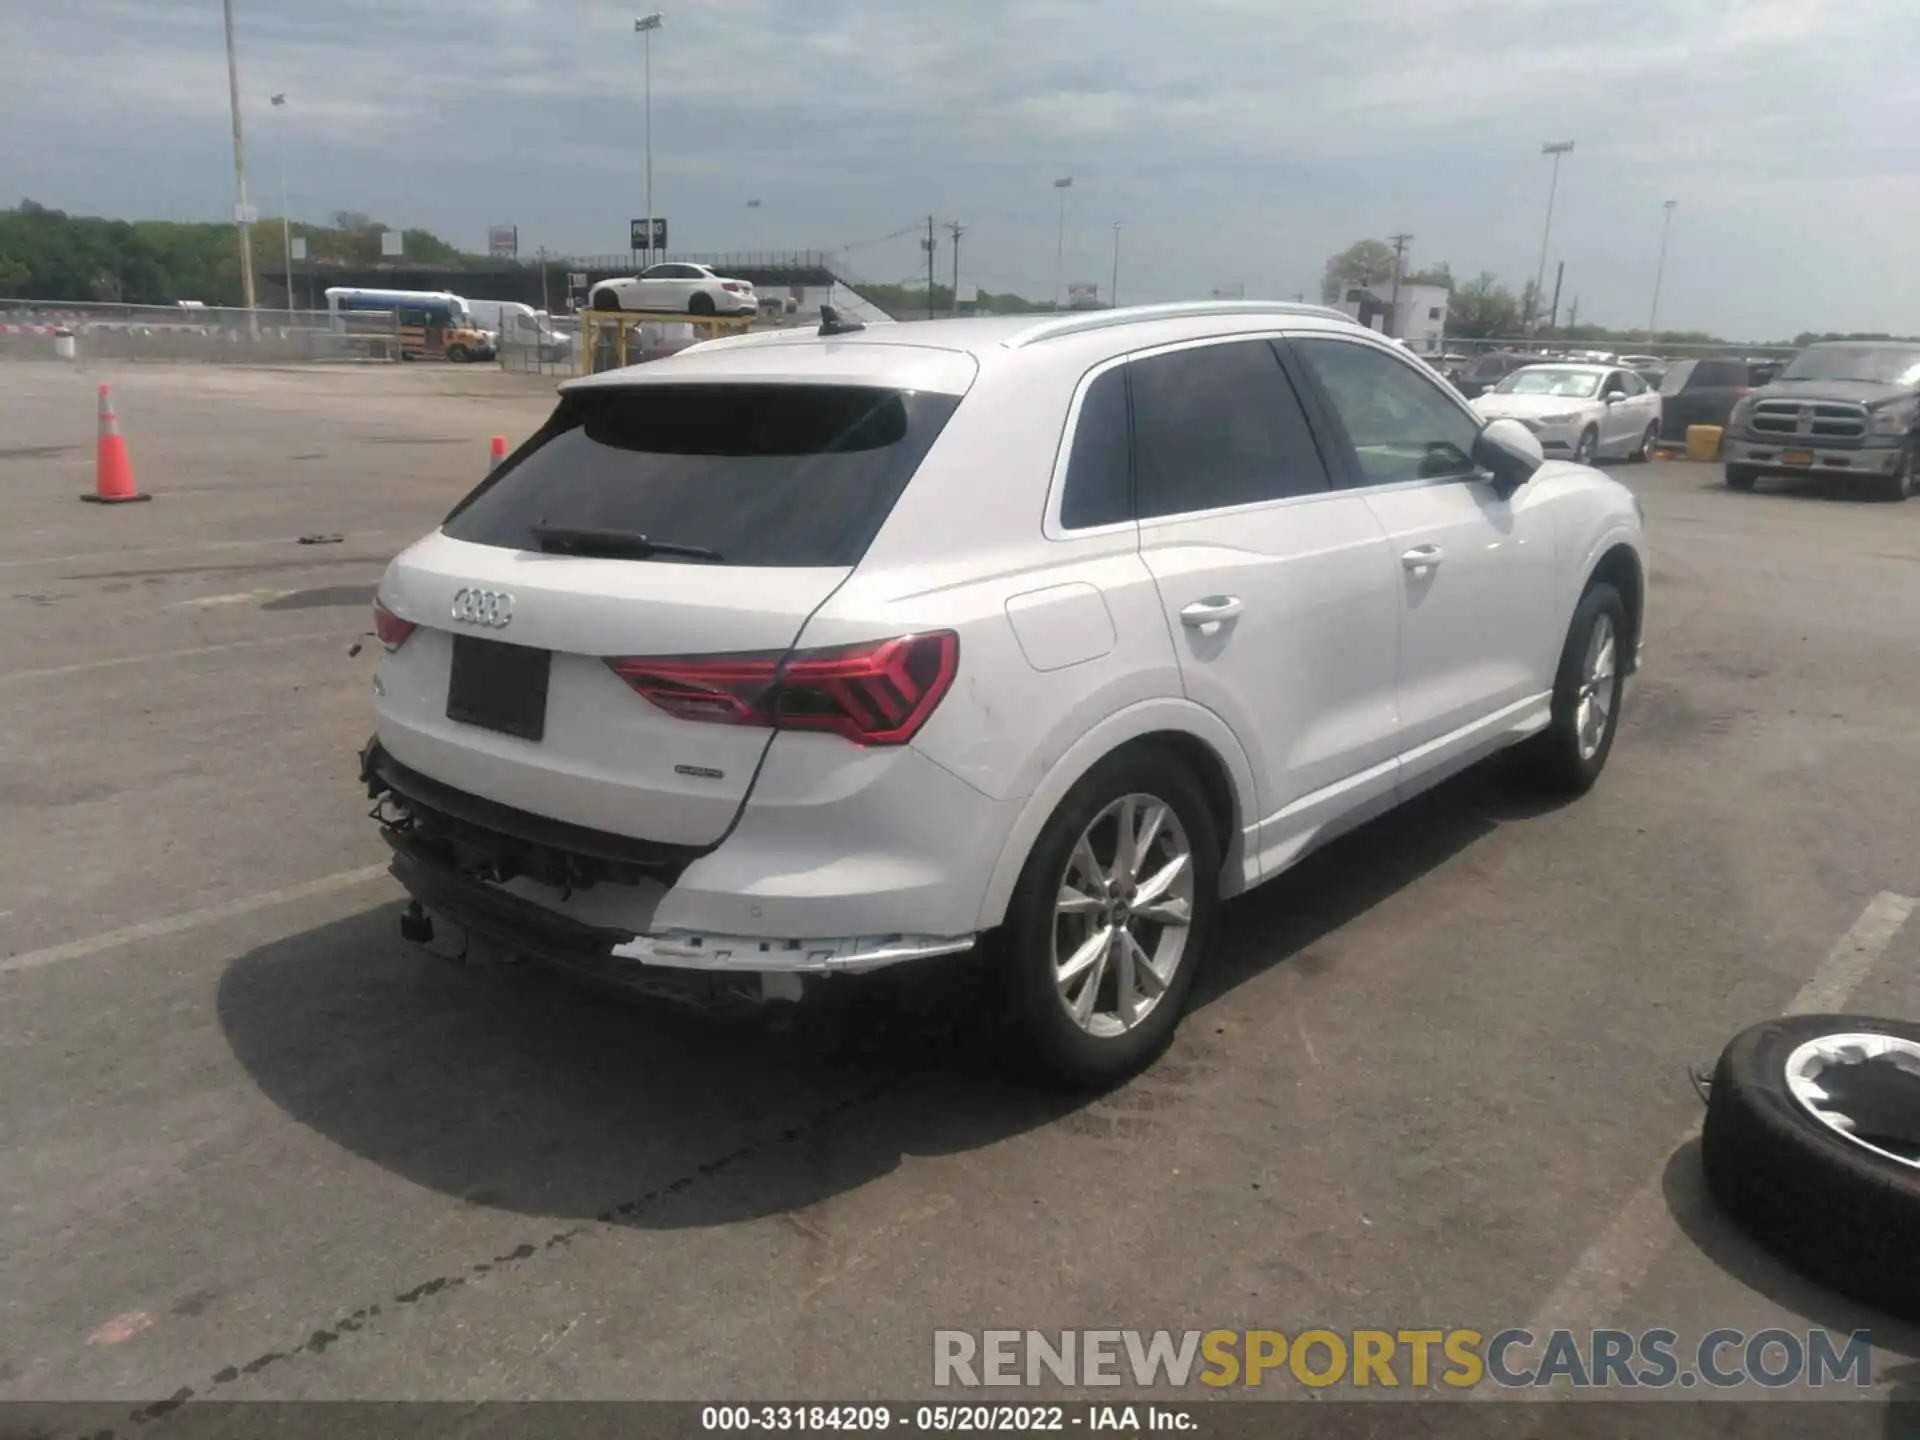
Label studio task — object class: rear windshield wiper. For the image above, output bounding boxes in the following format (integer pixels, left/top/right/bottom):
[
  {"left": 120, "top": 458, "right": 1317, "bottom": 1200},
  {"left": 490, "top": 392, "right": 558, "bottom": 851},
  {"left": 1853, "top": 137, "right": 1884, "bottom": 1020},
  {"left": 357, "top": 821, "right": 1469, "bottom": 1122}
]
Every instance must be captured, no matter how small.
[{"left": 530, "top": 523, "right": 723, "bottom": 563}]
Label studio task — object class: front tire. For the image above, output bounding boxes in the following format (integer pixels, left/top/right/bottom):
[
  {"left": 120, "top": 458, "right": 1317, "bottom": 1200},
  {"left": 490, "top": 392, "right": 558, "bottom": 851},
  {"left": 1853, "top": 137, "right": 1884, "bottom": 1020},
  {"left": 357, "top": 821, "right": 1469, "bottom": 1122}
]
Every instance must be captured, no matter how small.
[
  {"left": 1725, "top": 465, "right": 1758, "bottom": 491},
  {"left": 1511, "top": 582, "right": 1627, "bottom": 796},
  {"left": 1873, "top": 437, "right": 1916, "bottom": 502},
  {"left": 996, "top": 748, "right": 1221, "bottom": 1089},
  {"left": 1573, "top": 427, "right": 1599, "bottom": 466},
  {"left": 589, "top": 289, "right": 622, "bottom": 313},
  {"left": 445, "top": 344, "right": 469, "bottom": 364},
  {"left": 1632, "top": 422, "right": 1658, "bottom": 463}
]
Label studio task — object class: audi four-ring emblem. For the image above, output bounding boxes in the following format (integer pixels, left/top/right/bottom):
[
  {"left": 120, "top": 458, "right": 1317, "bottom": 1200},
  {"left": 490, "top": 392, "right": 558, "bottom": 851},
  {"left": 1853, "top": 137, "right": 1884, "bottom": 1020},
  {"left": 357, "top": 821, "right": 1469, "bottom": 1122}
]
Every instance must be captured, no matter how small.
[{"left": 451, "top": 587, "right": 513, "bottom": 629}]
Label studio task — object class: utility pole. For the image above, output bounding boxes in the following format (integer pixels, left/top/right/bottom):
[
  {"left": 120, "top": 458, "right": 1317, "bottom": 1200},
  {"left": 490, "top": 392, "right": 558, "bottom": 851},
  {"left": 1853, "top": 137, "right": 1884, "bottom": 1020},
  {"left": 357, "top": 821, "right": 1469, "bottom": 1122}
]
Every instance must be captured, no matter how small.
[
  {"left": 1110, "top": 222, "right": 1120, "bottom": 308},
  {"left": 1051, "top": 176, "right": 1073, "bottom": 311},
  {"left": 538, "top": 246, "right": 550, "bottom": 315},
  {"left": 1647, "top": 199, "right": 1677, "bottom": 341},
  {"left": 635, "top": 14, "right": 663, "bottom": 266},
  {"left": 1547, "top": 259, "right": 1565, "bottom": 335},
  {"left": 924, "top": 216, "right": 936, "bottom": 320},
  {"left": 1566, "top": 295, "right": 1582, "bottom": 333},
  {"left": 270, "top": 92, "right": 293, "bottom": 314},
  {"left": 221, "top": 0, "right": 258, "bottom": 331},
  {"left": 946, "top": 220, "right": 964, "bottom": 316},
  {"left": 1386, "top": 232, "right": 1412, "bottom": 337},
  {"left": 1533, "top": 140, "right": 1574, "bottom": 332}
]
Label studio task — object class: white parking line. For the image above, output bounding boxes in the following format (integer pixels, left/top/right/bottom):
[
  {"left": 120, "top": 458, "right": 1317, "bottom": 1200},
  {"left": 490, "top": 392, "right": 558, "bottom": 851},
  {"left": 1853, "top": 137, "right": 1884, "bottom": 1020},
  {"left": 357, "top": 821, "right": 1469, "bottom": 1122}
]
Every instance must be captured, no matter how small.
[
  {"left": 0, "top": 532, "right": 402, "bottom": 572},
  {"left": 0, "top": 865, "right": 391, "bottom": 976},
  {"left": 0, "top": 629, "right": 357, "bottom": 685},
  {"left": 1515, "top": 891, "right": 1917, "bottom": 1345}
]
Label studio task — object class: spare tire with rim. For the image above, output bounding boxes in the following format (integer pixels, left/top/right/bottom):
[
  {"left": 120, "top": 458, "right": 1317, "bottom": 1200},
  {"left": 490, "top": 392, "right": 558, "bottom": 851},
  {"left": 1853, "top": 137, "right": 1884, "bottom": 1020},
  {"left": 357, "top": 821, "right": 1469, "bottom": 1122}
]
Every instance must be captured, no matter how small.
[{"left": 1701, "top": 1014, "right": 1920, "bottom": 1321}]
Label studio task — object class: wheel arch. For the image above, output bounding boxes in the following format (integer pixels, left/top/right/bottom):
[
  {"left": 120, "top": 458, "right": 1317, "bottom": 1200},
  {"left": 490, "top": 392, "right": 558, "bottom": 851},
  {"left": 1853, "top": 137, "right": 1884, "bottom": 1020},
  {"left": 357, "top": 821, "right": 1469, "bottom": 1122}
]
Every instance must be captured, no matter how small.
[
  {"left": 971, "top": 700, "right": 1256, "bottom": 933},
  {"left": 1584, "top": 539, "right": 1646, "bottom": 674}
]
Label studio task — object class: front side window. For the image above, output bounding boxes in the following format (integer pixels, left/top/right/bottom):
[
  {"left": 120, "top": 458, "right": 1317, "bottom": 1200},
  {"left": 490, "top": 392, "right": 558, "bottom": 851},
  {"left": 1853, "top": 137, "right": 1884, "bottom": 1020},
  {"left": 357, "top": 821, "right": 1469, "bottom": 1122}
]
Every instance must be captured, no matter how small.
[
  {"left": 1129, "top": 339, "right": 1332, "bottom": 519},
  {"left": 1293, "top": 338, "right": 1481, "bottom": 486}
]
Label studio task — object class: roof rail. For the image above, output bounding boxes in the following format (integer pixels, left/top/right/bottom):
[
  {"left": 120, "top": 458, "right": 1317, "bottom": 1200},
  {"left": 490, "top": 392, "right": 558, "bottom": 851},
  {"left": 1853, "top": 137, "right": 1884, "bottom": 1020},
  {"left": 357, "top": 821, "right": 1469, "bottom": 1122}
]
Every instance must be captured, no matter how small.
[{"left": 1002, "top": 300, "right": 1359, "bottom": 349}]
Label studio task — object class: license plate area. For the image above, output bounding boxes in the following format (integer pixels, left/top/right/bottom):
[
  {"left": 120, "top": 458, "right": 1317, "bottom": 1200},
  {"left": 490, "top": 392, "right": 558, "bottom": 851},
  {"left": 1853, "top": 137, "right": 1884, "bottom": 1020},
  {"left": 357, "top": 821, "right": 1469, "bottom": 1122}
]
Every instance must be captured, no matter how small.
[
  {"left": 446, "top": 634, "right": 551, "bottom": 741},
  {"left": 1782, "top": 449, "right": 1814, "bottom": 467}
]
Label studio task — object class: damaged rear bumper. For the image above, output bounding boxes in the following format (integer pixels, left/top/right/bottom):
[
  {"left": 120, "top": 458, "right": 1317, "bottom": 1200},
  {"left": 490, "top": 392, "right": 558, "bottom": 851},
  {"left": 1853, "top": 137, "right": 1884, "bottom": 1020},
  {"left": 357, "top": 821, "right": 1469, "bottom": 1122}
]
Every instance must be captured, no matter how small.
[{"left": 364, "top": 738, "right": 977, "bottom": 984}]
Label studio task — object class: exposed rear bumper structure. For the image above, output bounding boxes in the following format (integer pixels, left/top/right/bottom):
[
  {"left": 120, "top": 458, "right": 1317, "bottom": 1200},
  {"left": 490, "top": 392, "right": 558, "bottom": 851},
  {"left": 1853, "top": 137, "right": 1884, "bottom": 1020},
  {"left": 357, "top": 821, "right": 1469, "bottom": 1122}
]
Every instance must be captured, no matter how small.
[{"left": 363, "top": 738, "right": 978, "bottom": 985}]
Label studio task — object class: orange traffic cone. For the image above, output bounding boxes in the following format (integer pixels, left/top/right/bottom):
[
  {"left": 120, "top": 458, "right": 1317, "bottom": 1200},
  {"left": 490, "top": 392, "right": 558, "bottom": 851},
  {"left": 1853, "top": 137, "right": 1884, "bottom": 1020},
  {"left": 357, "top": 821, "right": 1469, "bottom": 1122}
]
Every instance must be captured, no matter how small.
[
  {"left": 82, "top": 383, "right": 150, "bottom": 504},
  {"left": 489, "top": 435, "right": 508, "bottom": 469}
]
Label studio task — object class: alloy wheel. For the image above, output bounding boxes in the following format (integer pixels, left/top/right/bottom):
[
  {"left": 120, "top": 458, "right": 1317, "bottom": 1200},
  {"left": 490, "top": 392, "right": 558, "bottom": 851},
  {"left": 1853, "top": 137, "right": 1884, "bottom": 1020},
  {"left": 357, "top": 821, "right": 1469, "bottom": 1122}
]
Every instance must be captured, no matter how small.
[
  {"left": 1052, "top": 793, "right": 1195, "bottom": 1039},
  {"left": 1575, "top": 613, "right": 1617, "bottom": 761}
]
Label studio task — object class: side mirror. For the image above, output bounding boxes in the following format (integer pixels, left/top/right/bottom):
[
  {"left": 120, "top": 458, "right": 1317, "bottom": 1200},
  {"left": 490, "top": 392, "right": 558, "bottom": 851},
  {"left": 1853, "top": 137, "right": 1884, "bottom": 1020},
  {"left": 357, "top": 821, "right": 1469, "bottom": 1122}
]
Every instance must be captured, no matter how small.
[{"left": 1474, "top": 418, "right": 1545, "bottom": 498}]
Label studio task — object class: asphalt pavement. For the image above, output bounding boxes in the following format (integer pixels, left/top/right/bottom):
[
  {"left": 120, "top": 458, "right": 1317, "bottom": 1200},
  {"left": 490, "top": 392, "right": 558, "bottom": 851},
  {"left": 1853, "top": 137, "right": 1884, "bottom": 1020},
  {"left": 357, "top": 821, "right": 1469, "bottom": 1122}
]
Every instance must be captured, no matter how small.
[{"left": 0, "top": 359, "right": 1916, "bottom": 1427}]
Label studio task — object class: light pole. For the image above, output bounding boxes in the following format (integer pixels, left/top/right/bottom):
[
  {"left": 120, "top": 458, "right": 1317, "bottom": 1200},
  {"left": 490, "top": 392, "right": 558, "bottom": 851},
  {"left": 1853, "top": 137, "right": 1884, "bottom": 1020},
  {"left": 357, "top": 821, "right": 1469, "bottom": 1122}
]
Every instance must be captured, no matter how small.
[
  {"left": 222, "top": 0, "right": 258, "bottom": 330},
  {"left": 1110, "top": 221, "right": 1120, "bottom": 309},
  {"left": 270, "top": 92, "right": 293, "bottom": 314},
  {"left": 635, "top": 13, "right": 663, "bottom": 266},
  {"left": 1051, "top": 176, "right": 1073, "bottom": 311},
  {"left": 1532, "top": 140, "right": 1574, "bottom": 332},
  {"left": 1647, "top": 199, "right": 1677, "bottom": 341}
]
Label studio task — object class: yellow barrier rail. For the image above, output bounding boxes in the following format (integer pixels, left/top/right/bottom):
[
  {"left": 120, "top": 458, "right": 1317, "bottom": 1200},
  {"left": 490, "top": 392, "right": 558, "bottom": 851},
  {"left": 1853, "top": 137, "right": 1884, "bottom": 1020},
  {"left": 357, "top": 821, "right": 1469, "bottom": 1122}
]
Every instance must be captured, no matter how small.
[{"left": 573, "top": 308, "right": 756, "bottom": 377}]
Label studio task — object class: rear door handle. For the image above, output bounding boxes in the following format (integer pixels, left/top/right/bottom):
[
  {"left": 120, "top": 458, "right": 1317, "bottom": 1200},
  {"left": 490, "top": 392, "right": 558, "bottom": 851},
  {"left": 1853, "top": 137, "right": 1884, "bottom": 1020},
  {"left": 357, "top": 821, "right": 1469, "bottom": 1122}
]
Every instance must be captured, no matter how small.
[
  {"left": 1180, "top": 596, "right": 1243, "bottom": 627},
  {"left": 1401, "top": 545, "right": 1444, "bottom": 570}
]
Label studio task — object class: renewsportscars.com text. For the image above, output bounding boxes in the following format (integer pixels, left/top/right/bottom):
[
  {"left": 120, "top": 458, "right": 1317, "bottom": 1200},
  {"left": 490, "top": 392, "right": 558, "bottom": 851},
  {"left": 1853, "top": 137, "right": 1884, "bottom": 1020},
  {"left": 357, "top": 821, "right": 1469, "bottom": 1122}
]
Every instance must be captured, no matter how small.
[{"left": 932, "top": 1328, "right": 1875, "bottom": 1391}]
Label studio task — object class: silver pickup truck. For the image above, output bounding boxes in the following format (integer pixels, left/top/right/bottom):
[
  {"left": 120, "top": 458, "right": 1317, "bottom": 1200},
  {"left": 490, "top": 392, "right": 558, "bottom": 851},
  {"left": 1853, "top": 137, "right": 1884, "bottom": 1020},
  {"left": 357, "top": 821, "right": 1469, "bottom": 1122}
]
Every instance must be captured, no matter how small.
[{"left": 1723, "top": 340, "right": 1920, "bottom": 501}]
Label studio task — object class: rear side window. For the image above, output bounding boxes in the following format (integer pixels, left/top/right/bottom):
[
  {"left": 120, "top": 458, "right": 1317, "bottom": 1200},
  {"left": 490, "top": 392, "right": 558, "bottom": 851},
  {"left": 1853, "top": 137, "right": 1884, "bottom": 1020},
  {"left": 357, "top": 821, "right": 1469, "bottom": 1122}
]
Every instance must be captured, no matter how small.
[
  {"left": 1059, "top": 365, "right": 1132, "bottom": 529},
  {"left": 1130, "top": 339, "right": 1331, "bottom": 518},
  {"left": 442, "top": 384, "right": 960, "bottom": 567}
]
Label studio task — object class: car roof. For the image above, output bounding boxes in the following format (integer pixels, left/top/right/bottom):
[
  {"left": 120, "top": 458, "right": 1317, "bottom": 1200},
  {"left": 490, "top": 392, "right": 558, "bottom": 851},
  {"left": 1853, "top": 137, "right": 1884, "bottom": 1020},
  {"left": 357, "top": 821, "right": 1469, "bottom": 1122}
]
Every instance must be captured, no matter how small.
[{"left": 562, "top": 302, "right": 1376, "bottom": 397}]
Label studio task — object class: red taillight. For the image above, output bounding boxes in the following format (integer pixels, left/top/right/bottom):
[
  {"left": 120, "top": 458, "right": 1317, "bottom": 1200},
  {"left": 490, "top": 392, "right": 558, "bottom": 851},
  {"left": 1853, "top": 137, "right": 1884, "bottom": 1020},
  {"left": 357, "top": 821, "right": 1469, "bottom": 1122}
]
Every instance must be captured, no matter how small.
[
  {"left": 606, "top": 632, "right": 959, "bottom": 746},
  {"left": 372, "top": 598, "right": 417, "bottom": 652}
]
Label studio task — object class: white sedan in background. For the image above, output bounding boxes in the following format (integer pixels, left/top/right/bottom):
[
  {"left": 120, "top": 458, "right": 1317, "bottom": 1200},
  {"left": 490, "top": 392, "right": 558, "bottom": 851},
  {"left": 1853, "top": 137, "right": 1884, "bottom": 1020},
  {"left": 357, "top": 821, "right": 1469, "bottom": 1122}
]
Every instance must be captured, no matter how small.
[
  {"left": 588, "top": 263, "right": 760, "bottom": 317},
  {"left": 1471, "top": 362, "right": 1664, "bottom": 465}
]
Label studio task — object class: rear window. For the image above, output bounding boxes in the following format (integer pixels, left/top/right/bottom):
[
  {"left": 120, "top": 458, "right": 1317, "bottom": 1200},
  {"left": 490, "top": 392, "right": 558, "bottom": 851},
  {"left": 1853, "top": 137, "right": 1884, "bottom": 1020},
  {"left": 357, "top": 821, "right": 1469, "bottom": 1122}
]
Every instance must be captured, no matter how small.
[
  {"left": 1658, "top": 361, "right": 1697, "bottom": 395},
  {"left": 1685, "top": 359, "right": 1748, "bottom": 390},
  {"left": 442, "top": 384, "right": 960, "bottom": 567}
]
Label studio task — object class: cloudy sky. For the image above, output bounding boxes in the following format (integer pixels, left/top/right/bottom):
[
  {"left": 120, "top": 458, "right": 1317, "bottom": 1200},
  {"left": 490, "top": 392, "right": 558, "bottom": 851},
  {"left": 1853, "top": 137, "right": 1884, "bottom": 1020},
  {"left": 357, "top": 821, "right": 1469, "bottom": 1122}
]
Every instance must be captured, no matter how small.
[{"left": 5, "top": 0, "right": 1916, "bottom": 339}]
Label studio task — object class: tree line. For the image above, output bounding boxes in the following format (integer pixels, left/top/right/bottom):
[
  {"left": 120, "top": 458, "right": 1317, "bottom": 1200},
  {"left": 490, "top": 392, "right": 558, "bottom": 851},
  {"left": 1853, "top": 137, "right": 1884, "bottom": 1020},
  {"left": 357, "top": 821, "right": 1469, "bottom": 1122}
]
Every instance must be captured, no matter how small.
[{"left": 0, "top": 201, "right": 472, "bottom": 307}]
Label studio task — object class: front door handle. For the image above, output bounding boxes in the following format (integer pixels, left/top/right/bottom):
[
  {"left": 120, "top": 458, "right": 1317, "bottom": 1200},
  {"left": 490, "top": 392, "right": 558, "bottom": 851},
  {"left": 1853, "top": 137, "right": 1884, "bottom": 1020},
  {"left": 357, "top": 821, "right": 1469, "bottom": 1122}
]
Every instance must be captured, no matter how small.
[
  {"left": 1180, "top": 596, "right": 1243, "bottom": 627},
  {"left": 1401, "top": 545, "right": 1444, "bottom": 571}
]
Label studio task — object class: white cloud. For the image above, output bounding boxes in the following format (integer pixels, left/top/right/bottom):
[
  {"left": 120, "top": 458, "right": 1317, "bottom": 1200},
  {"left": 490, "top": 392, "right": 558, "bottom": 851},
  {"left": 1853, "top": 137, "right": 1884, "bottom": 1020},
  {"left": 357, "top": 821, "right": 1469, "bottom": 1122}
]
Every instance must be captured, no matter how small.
[{"left": 2, "top": 0, "right": 1916, "bottom": 337}]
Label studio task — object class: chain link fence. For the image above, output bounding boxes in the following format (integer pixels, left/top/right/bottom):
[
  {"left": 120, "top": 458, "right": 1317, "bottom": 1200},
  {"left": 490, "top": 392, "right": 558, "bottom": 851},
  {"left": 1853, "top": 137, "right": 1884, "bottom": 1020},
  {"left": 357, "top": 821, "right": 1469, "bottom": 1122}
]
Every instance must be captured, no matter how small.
[{"left": 0, "top": 299, "right": 402, "bottom": 364}]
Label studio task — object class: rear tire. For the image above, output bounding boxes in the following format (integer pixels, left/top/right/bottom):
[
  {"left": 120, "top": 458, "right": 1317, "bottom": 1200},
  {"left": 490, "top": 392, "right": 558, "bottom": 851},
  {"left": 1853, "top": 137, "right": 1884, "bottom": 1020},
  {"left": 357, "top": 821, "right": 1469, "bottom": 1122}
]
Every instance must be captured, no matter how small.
[
  {"left": 996, "top": 748, "right": 1220, "bottom": 1090},
  {"left": 1725, "top": 465, "right": 1758, "bottom": 491},
  {"left": 1510, "top": 582, "right": 1627, "bottom": 797},
  {"left": 689, "top": 292, "right": 717, "bottom": 317}
]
